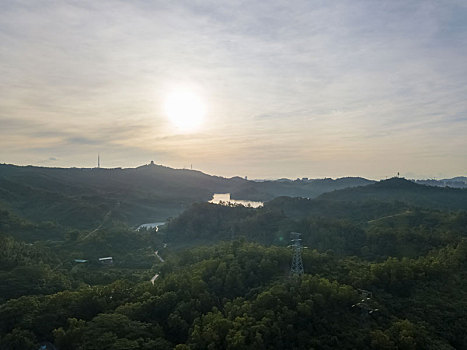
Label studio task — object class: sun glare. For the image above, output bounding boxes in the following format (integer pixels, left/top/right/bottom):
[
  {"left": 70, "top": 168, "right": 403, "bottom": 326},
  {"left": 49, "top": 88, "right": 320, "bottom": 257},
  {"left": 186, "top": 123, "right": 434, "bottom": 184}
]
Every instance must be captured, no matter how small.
[{"left": 164, "top": 89, "right": 206, "bottom": 131}]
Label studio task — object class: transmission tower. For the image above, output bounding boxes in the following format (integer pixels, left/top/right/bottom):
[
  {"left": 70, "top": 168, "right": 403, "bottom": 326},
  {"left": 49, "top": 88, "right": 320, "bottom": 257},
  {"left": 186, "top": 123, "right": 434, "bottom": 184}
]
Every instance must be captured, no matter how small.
[{"left": 290, "top": 232, "right": 304, "bottom": 276}]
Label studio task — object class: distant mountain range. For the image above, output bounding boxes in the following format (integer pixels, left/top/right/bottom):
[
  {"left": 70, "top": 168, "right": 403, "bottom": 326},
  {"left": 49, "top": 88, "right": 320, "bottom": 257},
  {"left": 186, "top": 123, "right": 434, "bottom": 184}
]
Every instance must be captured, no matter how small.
[
  {"left": 0, "top": 163, "right": 373, "bottom": 228},
  {"left": 414, "top": 177, "right": 467, "bottom": 188},
  {"left": 0, "top": 163, "right": 465, "bottom": 228},
  {"left": 318, "top": 177, "right": 467, "bottom": 211},
  {"left": 263, "top": 177, "right": 467, "bottom": 225}
]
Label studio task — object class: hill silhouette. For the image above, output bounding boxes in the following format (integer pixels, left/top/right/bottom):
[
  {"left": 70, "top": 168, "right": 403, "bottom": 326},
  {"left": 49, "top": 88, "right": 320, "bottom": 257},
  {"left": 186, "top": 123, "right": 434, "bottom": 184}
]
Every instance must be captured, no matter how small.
[
  {"left": 317, "top": 177, "right": 467, "bottom": 210},
  {"left": 0, "top": 163, "right": 372, "bottom": 228}
]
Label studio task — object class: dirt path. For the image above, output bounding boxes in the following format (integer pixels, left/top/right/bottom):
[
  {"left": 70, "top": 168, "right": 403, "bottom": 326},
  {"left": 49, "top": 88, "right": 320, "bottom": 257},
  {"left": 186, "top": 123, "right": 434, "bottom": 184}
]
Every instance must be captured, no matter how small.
[
  {"left": 81, "top": 210, "right": 112, "bottom": 241},
  {"left": 154, "top": 250, "right": 165, "bottom": 262},
  {"left": 367, "top": 210, "right": 412, "bottom": 224}
]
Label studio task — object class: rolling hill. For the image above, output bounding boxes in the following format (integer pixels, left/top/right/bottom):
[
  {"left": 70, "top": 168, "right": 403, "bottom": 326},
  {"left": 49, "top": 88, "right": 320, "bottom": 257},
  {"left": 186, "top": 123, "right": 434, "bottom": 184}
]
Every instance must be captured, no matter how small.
[
  {"left": 0, "top": 163, "right": 372, "bottom": 228},
  {"left": 317, "top": 177, "right": 467, "bottom": 210}
]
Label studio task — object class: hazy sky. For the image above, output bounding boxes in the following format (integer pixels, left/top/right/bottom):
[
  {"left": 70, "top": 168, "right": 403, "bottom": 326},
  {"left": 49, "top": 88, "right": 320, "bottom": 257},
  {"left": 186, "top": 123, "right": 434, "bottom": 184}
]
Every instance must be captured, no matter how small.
[{"left": 1, "top": 0, "right": 466, "bottom": 179}]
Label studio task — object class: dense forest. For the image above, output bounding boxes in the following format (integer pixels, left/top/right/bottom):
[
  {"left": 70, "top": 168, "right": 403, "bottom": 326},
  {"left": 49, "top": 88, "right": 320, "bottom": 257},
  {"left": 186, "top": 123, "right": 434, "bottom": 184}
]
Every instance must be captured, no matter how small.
[
  {"left": 1, "top": 171, "right": 467, "bottom": 349},
  {"left": 0, "top": 164, "right": 374, "bottom": 228}
]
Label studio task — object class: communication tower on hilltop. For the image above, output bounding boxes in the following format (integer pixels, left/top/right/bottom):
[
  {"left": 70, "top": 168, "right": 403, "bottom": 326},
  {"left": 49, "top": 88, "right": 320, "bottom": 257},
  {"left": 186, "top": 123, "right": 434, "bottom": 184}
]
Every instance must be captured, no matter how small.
[
  {"left": 97, "top": 154, "right": 100, "bottom": 168},
  {"left": 290, "top": 232, "right": 304, "bottom": 276}
]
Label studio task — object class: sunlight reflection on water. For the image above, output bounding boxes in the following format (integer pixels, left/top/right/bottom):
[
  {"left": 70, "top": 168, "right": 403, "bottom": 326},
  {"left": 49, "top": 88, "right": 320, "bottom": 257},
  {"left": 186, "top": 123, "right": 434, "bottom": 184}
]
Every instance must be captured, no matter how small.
[{"left": 209, "top": 193, "right": 263, "bottom": 208}]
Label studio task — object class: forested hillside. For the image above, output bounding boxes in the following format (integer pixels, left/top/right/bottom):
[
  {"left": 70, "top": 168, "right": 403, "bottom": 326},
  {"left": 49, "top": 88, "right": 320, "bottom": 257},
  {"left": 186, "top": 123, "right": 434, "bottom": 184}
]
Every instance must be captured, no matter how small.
[
  {"left": 1, "top": 171, "right": 467, "bottom": 349},
  {"left": 1, "top": 238, "right": 466, "bottom": 349},
  {"left": 318, "top": 177, "right": 467, "bottom": 210},
  {"left": 0, "top": 164, "right": 372, "bottom": 229}
]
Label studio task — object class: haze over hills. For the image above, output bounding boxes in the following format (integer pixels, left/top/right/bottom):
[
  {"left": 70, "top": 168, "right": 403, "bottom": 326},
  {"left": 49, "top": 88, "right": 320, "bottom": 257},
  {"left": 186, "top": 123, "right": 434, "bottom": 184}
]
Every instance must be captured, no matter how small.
[
  {"left": 164, "top": 176, "right": 467, "bottom": 249},
  {"left": 0, "top": 163, "right": 374, "bottom": 228},
  {"left": 318, "top": 177, "right": 467, "bottom": 211},
  {"left": 414, "top": 177, "right": 467, "bottom": 188},
  {"left": 1, "top": 164, "right": 467, "bottom": 348},
  {"left": 2, "top": 1, "right": 467, "bottom": 347}
]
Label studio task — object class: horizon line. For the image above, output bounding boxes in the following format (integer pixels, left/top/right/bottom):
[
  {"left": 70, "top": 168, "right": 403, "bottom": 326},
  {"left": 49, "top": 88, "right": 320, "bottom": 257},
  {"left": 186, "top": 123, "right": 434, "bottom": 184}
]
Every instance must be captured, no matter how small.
[{"left": 1, "top": 162, "right": 465, "bottom": 183}]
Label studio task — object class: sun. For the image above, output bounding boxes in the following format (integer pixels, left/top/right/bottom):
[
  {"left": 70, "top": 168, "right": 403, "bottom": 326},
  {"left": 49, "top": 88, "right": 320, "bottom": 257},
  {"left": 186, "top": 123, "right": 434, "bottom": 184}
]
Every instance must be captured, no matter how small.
[{"left": 164, "top": 89, "right": 206, "bottom": 131}]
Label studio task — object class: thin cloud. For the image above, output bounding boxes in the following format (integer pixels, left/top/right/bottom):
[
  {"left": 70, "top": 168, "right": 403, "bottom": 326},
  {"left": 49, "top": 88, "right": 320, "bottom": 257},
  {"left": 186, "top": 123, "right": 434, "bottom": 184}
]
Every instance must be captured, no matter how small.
[{"left": 0, "top": 0, "right": 466, "bottom": 178}]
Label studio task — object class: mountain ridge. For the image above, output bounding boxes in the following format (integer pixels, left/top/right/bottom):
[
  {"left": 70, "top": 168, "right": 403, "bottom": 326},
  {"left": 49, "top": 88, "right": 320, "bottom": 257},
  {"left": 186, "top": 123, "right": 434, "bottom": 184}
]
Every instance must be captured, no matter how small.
[{"left": 0, "top": 163, "right": 375, "bottom": 228}]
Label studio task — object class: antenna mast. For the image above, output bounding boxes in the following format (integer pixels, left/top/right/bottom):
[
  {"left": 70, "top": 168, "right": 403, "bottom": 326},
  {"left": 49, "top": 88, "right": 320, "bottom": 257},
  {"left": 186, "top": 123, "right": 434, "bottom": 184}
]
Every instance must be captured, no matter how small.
[
  {"left": 290, "top": 232, "right": 304, "bottom": 276},
  {"left": 98, "top": 154, "right": 100, "bottom": 168}
]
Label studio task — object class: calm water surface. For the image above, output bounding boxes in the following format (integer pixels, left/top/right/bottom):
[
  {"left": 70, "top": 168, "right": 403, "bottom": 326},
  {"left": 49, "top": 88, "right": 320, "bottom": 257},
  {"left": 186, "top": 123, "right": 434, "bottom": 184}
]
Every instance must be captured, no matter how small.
[{"left": 209, "top": 193, "right": 263, "bottom": 208}]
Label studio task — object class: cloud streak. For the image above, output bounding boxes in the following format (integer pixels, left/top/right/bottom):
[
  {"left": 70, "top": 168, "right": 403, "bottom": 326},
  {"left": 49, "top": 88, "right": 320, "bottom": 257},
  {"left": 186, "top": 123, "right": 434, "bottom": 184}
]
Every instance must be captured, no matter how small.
[{"left": 1, "top": 0, "right": 466, "bottom": 178}]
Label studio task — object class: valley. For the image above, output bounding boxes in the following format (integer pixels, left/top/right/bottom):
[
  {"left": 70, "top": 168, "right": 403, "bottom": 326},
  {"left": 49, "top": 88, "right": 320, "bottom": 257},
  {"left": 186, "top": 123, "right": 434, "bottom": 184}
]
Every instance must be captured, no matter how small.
[{"left": 0, "top": 164, "right": 466, "bottom": 348}]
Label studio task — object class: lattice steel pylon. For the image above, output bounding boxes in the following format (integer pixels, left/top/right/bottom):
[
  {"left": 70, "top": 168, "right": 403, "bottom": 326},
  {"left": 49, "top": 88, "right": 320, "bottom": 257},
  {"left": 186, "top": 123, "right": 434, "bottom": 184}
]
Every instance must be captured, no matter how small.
[{"left": 290, "top": 232, "right": 304, "bottom": 276}]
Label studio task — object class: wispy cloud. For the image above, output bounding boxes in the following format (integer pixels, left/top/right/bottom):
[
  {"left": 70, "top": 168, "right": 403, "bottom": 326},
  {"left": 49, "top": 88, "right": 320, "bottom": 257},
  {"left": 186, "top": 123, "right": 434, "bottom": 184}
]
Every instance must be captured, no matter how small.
[{"left": 1, "top": 0, "right": 466, "bottom": 178}]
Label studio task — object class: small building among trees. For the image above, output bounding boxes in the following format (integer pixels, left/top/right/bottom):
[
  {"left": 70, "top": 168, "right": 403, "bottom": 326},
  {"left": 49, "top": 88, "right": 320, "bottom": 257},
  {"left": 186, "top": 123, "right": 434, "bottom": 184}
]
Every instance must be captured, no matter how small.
[{"left": 98, "top": 257, "right": 113, "bottom": 265}]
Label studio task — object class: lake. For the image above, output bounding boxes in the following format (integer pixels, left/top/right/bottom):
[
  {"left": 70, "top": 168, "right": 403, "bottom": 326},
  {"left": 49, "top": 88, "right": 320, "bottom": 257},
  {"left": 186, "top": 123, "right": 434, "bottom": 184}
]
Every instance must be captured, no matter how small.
[{"left": 209, "top": 193, "right": 263, "bottom": 208}]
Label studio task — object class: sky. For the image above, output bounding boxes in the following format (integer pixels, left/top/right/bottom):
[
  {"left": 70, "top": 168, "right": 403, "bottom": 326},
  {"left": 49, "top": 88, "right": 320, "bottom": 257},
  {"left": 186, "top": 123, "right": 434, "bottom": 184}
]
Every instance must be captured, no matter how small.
[{"left": 1, "top": 0, "right": 467, "bottom": 180}]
